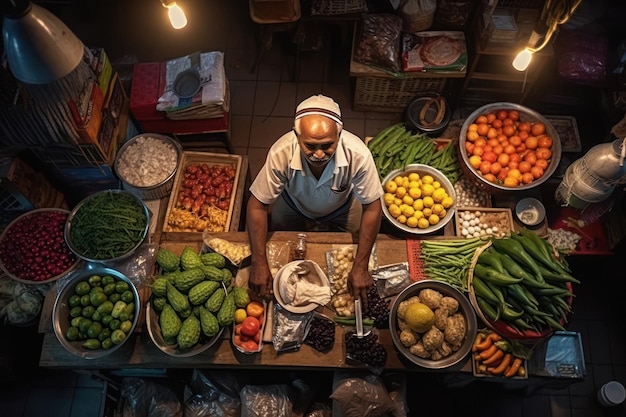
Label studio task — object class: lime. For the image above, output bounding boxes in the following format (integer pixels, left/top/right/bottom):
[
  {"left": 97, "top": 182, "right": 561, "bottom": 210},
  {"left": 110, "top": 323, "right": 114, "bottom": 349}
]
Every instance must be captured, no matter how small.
[
  {"left": 71, "top": 316, "right": 85, "bottom": 328},
  {"left": 90, "top": 286, "right": 104, "bottom": 294},
  {"left": 101, "top": 338, "right": 113, "bottom": 350},
  {"left": 69, "top": 306, "right": 83, "bottom": 318},
  {"left": 109, "top": 319, "right": 121, "bottom": 330},
  {"left": 115, "top": 281, "right": 130, "bottom": 294},
  {"left": 120, "top": 320, "right": 133, "bottom": 334},
  {"left": 82, "top": 339, "right": 101, "bottom": 350},
  {"left": 78, "top": 318, "right": 92, "bottom": 334},
  {"left": 81, "top": 305, "right": 95, "bottom": 318},
  {"left": 120, "top": 290, "right": 134, "bottom": 304},
  {"left": 74, "top": 281, "right": 90, "bottom": 295},
  {"left": 66, "top": 326, "right": 79, "bottom": 341},
  {"left": 103, "top": 283, "right": 116, "bottom": 295},
  {"left": 91, "top": 311, "right": 102, "bottom": 322},
  {"left": 69, "top": 295, "right": 81, "bottom": 307},
  {"left": 89, "top": 291, "right": 107, "bottom": 307},
  {"left": 109, "top": 293, "right": 121, "bottom": 304},
  {"left": 80, "top": 294, "right": 91, "bottom": 307},
  {"left": 96, "top": 300, "right": 114, "bottom": 316},
  {"left": 404, "top": 303, "right": 435, "bottom": 333},
  {"left": 98, "top": 328, "right": 111, "bottom": 342},
  {"left": 87, "top": 322, "right": 103, "bottom": 338},
  {"left": 101, "top": 315, "right": 113, "bottom": 327},
  {"left": 102, "top": 275, "right": 115, "bottom": 285},
  {"left": 88, "top": 275, "right": 102, "bottom": 287},
  {"left": 111, "top": 329, "right": 126, "bottom": 345}
]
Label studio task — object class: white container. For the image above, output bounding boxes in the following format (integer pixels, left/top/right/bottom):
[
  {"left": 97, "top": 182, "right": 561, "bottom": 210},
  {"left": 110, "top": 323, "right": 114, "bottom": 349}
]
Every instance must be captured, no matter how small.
[{"left": 597, "top": 381, "right": 626, "bottom": 407}]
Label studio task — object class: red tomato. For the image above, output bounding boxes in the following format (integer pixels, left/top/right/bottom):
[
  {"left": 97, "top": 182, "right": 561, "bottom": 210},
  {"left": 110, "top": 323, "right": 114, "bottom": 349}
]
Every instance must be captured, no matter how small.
[
  {"left": 241, "top": 317, "right": 260, "bottom": 337},
  {"left": 497, "top": 110, "right": 508, "bottom": 120},
  {"left": 482, "top": 151, "right": 497, "bottom": 163}
]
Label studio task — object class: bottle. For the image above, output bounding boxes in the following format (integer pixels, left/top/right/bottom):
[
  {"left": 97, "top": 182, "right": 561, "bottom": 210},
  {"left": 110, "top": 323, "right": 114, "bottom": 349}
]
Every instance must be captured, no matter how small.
[{"left": 292, "top": 233, "right": 307, "bottom": 260}]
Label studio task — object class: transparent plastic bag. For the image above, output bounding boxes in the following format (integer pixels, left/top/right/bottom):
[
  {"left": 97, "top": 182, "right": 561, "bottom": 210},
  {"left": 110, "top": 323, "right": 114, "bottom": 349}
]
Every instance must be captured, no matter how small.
[
  {"left": 240, "top": 384, "right": 296, "bottom": 417},
  {"left": 119, "top": 377, "right": 182, "bottom": 417},
  {"left": 354, "top": 14, "right": 403, "bottom": 73}
]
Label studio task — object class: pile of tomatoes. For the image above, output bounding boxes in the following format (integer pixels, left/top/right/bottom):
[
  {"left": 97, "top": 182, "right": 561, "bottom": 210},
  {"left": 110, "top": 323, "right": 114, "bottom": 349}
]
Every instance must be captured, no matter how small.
[{"left": 463, "top": 109, "right": 554, "bottom": 188}]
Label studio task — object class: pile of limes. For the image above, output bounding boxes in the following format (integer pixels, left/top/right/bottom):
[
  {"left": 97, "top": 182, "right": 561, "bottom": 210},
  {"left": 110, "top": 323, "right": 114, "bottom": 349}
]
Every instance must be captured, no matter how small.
[{"left": 383, "top": 172, "right": 454, "bottom": 229}]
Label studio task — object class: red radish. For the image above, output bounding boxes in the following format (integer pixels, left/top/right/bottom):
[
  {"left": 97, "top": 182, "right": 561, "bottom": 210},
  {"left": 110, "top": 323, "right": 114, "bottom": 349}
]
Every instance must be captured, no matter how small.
[{"left": 0, "top": 210, "right": 77, "bottom": 282}]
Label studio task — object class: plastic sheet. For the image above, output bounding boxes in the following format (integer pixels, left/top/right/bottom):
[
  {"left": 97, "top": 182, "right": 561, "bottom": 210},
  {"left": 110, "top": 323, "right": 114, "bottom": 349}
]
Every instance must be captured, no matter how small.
[
  {"left": 183, "top": 370, "right": 241, "bottom": 417},
  {"left": 353, "top": 14, "right": 403, "bottom": 73},
  {"left": 119, "top": 377, "right": 182, "bottom": 417},
  {"left": 240, "top": 384, "right": 296, "bottom": 417},
  {"left": 555, "top": 30, "right": 608, "bottom": 85},
  {"left": 330, "top": 372, "right": 405, "bottom": 417}
]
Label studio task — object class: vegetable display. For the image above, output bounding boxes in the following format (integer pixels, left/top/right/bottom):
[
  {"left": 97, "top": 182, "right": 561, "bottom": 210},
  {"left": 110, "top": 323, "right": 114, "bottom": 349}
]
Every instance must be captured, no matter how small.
[
  {"left": 368, "top": 123, "right": 461, "bottom": 183},
  {"left": 473, "top": 329, "right": 530, "bottom": 378},
  {"left": 470, "top": 230, "right": 578, "bottom": 337},
  {"left": 68, "top": 191, "right": 148, "bottom": 260},
  {"left": 419, "top": 238, "right": 486, "bottom": 291}
]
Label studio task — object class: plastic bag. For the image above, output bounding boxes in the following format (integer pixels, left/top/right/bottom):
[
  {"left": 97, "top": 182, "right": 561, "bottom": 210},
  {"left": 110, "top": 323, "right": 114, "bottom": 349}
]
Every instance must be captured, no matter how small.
[
  {"left": 119, "top": 377, "right": 182, "bottom": 417},
  {"left": 555, "top": 29, "right": 608, "bottom": 85},
  {"left": 272, "top": 303, "right": 312, "bottom": 352},
  {"left": 182, "top": 370, "right": 242, "bottom": 417},
  {"left": 399, "top": 0, "right": 437, "bottom": 32},
  {"left": 330, "top": 373, "right": 397, "bottom": 417},
  {"left": 240, "top": 384, "right": 296, "bottom": 417},
  {"left": 354, "top": 14, "right": 403, "bottom": 73}
]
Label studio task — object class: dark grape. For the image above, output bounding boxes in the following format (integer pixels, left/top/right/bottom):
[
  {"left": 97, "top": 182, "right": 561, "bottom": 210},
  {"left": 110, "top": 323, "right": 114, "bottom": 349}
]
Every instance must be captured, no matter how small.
[
  {"left": 365, "top": 286, "right": 390, "bottom": 328},
  {"left": 345, "top": 331, "right": 387, "bottom": 368},
  {"left": 303, "top": 316, "right": 335, "bottom": 351}
]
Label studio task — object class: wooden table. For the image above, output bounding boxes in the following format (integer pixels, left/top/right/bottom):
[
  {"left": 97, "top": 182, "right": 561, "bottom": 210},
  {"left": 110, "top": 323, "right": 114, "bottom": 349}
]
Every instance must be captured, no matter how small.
[{"left": 38, "top": 231, "right": 475, "bottom": 372}]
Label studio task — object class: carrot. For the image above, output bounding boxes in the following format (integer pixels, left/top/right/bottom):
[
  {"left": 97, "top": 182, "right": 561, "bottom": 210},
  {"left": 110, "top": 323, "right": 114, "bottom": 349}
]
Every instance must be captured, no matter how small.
[
  {"left": 482, "top": 348, "right": 505, "bottom": 366},
  {"left": 478, "top": 344, "right": 498, "bottom": 360},
  {"left": 488, "top": 353, "right": 512, "bottom": 375},
  {"left": 474, "top": 332, "right": 502, "bottom": 351},
  {"left": 504, "top": 357, "right": 523, "bottom": 378},
  {"left": 472, "top": 334, "right": 485, "bottom": 352}
]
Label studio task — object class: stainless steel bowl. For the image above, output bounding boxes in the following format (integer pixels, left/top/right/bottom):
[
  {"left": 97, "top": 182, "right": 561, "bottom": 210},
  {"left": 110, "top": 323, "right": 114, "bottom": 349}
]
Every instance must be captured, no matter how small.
[
  {"left": 64, "top": 189, "right": 150, "bottom": 265},
  {"left": 380, "top": 164, "right": 456, "bottom": 235},
  {"left": 405, "top": 93, "right": 451, "bottom": 137},
  {"left": 458, "top": 102, "right": 562, "bottom": 193},
  {"left": 389, "top": 280, "right": 477, "bottom": 369},
  {"left": 52, "top": 267, "right": 140, "bottom": 359}
]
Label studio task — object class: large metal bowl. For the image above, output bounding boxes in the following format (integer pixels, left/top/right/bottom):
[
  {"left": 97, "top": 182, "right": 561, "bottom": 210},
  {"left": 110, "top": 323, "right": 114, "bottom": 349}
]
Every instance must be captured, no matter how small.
[
  {"left": 458, "top": 102, "right": 562, "bottom": 193},
  {"left": 52, "top": 267, "right": 140, "bottom": 359},
  {"left": 389, "top": 280, "right": 477, "bottom": 369},
  {"left": 380, "top": 164, "right": 456, "bottom": 235},
  {"left": 64, "top": 189, "right": 150, "bottom": 265}
]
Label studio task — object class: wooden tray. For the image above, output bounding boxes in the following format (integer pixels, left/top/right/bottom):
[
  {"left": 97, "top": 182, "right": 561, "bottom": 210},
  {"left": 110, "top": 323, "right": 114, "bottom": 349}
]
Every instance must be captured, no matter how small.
[
  {"left": 455, "top": 207, "right": 514, "bottom": 238},
  {"left": 163, "top": 151, "right": 242, "bottom": 233}
]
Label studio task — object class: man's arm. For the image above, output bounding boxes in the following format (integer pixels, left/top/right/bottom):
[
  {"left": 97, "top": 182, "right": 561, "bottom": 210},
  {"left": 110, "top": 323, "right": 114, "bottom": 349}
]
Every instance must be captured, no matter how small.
[
  {"left": 348, "top": 199, "right": 382, "bottom": 308},
  {"left": 246, "top": 195, "right": 273, "bottom": 299}
]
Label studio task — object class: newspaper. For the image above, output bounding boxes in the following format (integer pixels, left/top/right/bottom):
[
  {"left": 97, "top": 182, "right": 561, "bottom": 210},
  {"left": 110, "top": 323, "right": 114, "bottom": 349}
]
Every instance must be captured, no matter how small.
[{"left": 156, "top": 51, "right": 227, "bottom": 118}]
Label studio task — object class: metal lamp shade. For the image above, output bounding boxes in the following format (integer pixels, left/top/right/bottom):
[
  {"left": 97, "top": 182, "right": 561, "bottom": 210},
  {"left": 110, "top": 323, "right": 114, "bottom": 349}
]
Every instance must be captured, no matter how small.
[{"left": 2, "top": 2, "right": 85, "bottom": 84}]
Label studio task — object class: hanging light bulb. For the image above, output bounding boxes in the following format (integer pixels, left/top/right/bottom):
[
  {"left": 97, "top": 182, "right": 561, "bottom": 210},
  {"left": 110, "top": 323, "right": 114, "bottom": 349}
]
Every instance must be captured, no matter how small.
[{"left": 161, "top": 0, "right": 187, "bottom": 29}]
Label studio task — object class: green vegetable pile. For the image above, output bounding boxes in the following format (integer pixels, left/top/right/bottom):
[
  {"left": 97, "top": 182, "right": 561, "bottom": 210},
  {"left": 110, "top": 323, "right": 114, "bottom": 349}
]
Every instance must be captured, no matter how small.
[
  {"left": 64, "top": 274, "right": 136, "bottom": 351},
  {"left": 472, "top": 229, "right": 578, "bottom": 335},
  {"left": 150, "top": 246, "right": 240, "bottom": 351},
  {"left": 368, "top": 123, "right": 462, "bottom": 183},
  {"left": 69, "top": 191, "right": 148, "bottom": 260}
]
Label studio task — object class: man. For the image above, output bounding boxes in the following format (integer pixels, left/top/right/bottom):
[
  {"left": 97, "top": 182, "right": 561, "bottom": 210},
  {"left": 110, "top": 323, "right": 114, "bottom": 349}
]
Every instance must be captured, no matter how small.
[{"left": 246, "top": 94, "right": 383, "bottom": 305}]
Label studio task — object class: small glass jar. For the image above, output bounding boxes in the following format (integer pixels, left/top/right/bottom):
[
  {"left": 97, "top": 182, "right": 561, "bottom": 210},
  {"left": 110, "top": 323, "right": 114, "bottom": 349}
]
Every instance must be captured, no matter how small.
[{"left": 292, "top": 233, "right": 307, "bottom": 260}]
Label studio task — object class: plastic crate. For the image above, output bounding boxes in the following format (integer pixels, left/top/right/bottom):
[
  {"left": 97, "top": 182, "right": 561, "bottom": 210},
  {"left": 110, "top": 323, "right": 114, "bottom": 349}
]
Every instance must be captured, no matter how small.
[{"left": 353, "top": 76, "right": 446, "bottom": 112}]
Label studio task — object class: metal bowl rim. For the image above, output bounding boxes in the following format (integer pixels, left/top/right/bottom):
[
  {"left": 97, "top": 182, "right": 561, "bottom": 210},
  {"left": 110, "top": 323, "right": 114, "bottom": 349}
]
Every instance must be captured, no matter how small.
[
  {"left": 406, "top": 95, "right": 451, "bottom": 132},
  {"left": 389, "top": 279, "right": 478, "bottom": 369},
  {"left": 380, "top": 164, "right": 456, "bottom": 235},
  {"left": 458, "top": 102, "right": 562, "bottom": 192},
  {"left": 64, "top": 189, "right": 150, "bottom": 264},
  {"left": 52, "top": 266, "right": 140, "bottom": 359}
]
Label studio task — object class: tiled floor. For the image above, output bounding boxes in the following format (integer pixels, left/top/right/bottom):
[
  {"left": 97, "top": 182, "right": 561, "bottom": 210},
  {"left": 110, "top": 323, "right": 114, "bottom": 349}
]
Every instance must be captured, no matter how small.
[{"left": 1, "top": 1, "right": 626, "bottom": 416}]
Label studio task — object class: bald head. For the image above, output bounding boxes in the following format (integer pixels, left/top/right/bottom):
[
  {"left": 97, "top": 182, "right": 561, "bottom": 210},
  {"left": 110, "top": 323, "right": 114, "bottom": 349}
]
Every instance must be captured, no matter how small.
[{"left": 295, "top": 114, "right": 340, "bottom": 166}]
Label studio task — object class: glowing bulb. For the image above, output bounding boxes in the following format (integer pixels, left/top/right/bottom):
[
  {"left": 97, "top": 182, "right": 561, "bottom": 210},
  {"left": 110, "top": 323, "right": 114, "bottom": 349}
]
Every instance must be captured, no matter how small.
[
  {"left": 512, "top": 49, "right": 533, "bottom": 72},
  {"left": 166, "top": 3, "right": 187, "bottom": 29}
]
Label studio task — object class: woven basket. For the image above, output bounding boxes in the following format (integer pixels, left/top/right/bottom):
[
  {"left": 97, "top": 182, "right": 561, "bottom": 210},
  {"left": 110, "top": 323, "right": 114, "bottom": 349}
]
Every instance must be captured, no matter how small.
[{"left": 466, "top": 241, "right": 572, "bottom": 342}]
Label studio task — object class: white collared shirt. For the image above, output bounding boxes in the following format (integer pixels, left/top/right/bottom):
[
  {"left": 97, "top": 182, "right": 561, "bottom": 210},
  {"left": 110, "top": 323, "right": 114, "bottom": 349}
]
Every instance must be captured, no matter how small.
[{"left": 250, "top": 129, "right": 383, "bottom": 219}]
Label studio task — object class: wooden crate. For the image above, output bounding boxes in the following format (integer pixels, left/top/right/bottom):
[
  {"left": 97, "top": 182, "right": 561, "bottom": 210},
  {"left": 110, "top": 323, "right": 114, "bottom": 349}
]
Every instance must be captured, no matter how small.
[
  {"left": 162, "top": 151, "right": 243, "bottom": 233},
  {"left": 455, "top": 207, "right": 514, "bottom": 238}
]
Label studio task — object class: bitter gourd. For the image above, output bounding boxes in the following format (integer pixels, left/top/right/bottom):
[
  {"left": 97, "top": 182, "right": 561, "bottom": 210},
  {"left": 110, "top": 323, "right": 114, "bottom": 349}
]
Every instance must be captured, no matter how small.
[
  {"left": 199, "top": 307, "right": 220, "bottom": 337},
  {"left": 200, "top": 265, "right": 224, "bottom": 282},
  {"left": 159, "top": 304, "right": 182, "bottom": 340},
  {"left": 217, "top": 292, "right": 236, "bottom": 327},
  {"left": 151, "top": 277, "right": 168, "bottom": 297},
  {"left": 200, "top": 252, "right": 226, "bottom": 268},
  {"left": 181, "top": 246, "right": 203, "bottom": 270},
  {"left": 188, "top": 281, "right": 221, "bottom": 305},
  {"left": 177, "top": 315, "right": 201, "bottom": 349},
  {"left": 156, "top": 247, "right": 180, "bottom": 272},
  {"left": 205, "top": 287, "right": 226, "bottom": 313},
  {"left": 152, "top": 296, "right": 167, "bottom": 311},
  {"left": 174, "top": 267, "right": 206, "bottom": 291},
  {"left": 232, "top": 286, "right": 250, "bottom": 309},
  {"left": 166, "top": 281, "right": 190, "bottom": 313}
]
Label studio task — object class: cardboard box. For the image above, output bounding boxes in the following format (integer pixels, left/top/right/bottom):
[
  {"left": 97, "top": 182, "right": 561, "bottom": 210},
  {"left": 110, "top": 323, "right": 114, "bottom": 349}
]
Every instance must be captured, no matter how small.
[{"left": 163, "top": 152, "right": 242, "bottom": 233}]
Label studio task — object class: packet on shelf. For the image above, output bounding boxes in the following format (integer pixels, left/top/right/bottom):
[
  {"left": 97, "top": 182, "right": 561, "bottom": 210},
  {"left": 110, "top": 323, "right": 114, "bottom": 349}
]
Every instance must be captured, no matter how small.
[
  {"left": 202, "top": 235, "right": 251, "bottom": 266},
  {"left": 325, "top": 244, "right": 377, "bottom": 317}
]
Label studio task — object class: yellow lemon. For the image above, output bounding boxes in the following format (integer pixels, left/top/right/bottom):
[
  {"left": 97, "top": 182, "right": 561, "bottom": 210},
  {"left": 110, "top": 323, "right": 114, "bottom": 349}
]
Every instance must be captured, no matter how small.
[
  {"left": 439, "top": 208, "right": 447, "bottom": 218},
  {"left": 422, "top": 175, "right": 434, "bottom": 185},
  {"left": 408, "top": 172, "right": 420, "bottom": 182},
  {"left": 404, "top": 303, "right": 435, "bottom": 333},
  {"left": 402, "top": 179, "right": 410, "bottom": 189},
  {"left": 422, "top": 207, "right": 432, "bottom": 218},
  {"left": 394, "top": 175, "right": 404, "bottom": 186},
  {"left": 417, "top": 218, "right": 430, "bottom": 229},
  {"left": 432, "top": 188, "right": 447, "bottom": 203},
  {"left": 423, "top": 196, "right": 434, "bottom": 208},
  {"left": 413, "top": 199, "right": 424, "bottom": 211},
  {"left": 394, "top": 198, "right": 403, "bottom": 206},
  {"left": 441, "top": 196, "right": 454, "bottom": 208},
  {"left": 406, "top": 216, "right": 418, "bottom": 228},
  {"left": 421, "top": 183, "right": 435, "bottom": 197},
  {"left": 388, "top": 204, "right": 401, "bottom": 218},
  {"left": 409, "top": 187, "right": 422, "bottom": 200},
  {"left": 409, "top": 180, "right": 421, "bottom": 189},
  {"left": 385, "top": 181, "right": 397, "bottom": 194},
  {"left": 234, "top": 308, "right": 247, "bottom": 324},
  {"left": 401, "top": 205, "right": 415, "bottom": 217},
  {"left": 383, "top": 193, "right": 395, "bottom": 206},
  {"left": 395, "top": 187, "right": 407, "bottom": 198},
  {"left": 402, "top": 195, "right": 414, "bottom": 206},
  {"left": 432, "top": 180, "right": 441, "bottom": 189},
  {"left": 397, "top": 214, "right": 407, "bottom": 224},
  {"left": 413, "top": 210, "right": 424, "bottom": 220},
  {"left": 429, "top": 214, "right": 440, "bottom": 225},
  {"left": 469, "top": 155, "right": 482, "bottom": 169},
  {"left": 432, "top": 203, "right": 444, "bottom": 216}
]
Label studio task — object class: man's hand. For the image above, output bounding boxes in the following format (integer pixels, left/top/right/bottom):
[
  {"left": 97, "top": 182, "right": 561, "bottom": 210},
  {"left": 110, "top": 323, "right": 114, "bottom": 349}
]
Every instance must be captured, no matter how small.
[
  {"left": 249, "top": 261, "right": 273, "bottom": 300},
  {"left": 347, "top": 262, "right": 373, "bottom": 310}
]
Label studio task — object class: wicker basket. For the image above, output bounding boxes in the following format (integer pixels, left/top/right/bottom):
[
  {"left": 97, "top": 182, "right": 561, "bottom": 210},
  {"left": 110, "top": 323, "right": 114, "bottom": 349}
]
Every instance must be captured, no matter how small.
[
  {"left": 353, "top": 76, "right": 446, "bottom": 112},
  {"left": 467, "top": 240, "right": 572, "bottom": 342}
]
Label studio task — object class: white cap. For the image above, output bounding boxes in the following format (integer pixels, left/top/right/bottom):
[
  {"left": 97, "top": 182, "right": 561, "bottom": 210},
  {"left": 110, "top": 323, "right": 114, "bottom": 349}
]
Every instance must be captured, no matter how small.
[{"left": 295, "top": 94, "right": 343, "bottom": 126}]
